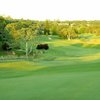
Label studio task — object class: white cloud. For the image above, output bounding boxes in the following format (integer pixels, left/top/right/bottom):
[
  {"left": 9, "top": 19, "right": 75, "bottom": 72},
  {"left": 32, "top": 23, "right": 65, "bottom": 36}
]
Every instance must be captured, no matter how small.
[{"left": 0, "top": 0, "right": 100, "bottom": 20}]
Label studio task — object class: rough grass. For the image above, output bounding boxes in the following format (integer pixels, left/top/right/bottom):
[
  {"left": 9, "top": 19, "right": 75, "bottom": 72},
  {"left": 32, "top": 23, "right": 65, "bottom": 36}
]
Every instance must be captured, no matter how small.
[
  {"left": 0, "top": 36, "right": 100, "bottom": 100},
  {"left": 0, "top": 61, "right": 46, "bottom": 71}
]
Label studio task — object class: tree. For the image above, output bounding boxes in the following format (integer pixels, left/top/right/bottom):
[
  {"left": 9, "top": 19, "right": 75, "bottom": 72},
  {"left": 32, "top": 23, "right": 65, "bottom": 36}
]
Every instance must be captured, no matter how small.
[
  {"left": 50, "top": 21, "right": 59, "bottom": 35},
  {"left": 58, "top": 23, "right": 76, "bottom": 40},
  {"left": 43, "top": 20, "right": 51, "bottom": 35},
  {"left": 0, "top": 16, "right": 7, "bottom": 42},
  {"left": 18, "top": 28, "right": 35, "bottom": 57},
  {"left": 0, "top": 16, "right": 13, "bottom": 50}
]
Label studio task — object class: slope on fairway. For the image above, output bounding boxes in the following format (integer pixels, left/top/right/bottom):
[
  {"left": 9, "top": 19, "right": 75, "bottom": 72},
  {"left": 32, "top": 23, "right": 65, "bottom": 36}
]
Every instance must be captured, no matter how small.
[
  {"left": 0, "top": 38, "right": 100, "bottom": 100},
  {"left": 0, "top": 62, "right": 100, "bottom": 100}
]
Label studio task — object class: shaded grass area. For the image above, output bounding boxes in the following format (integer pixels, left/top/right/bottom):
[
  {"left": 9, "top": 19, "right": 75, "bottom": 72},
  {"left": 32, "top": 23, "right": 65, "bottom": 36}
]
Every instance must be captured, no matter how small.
[{"left": 0, "top": 61, "right": 46, "bottom": 79}]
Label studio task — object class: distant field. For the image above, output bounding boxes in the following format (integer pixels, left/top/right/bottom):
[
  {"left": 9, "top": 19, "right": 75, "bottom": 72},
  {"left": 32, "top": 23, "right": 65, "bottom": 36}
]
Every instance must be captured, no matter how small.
[{"left": 0, "top": 36, "right": 100, "bottom": 100}]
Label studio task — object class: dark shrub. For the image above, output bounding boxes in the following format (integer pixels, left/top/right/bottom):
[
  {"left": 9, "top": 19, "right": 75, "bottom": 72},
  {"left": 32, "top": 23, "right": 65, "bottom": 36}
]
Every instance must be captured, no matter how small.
[
  {"left": 36, "top": 44, "right": 49, "bottom": 50},
  {"left": 2, "top": 42, "right": 12, "bottom": 51}
]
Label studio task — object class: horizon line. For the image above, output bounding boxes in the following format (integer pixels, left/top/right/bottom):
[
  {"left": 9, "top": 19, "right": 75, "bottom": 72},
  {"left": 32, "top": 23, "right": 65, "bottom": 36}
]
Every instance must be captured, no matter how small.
[{"left": 1, "top": 14, "right": 100, "bottom": 21}]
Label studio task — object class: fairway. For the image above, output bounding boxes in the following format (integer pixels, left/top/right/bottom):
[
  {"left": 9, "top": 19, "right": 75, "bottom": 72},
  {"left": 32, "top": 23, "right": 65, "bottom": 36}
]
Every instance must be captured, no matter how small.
[{"left": 0, "top": 38, "right": 100, "bottom": 100}]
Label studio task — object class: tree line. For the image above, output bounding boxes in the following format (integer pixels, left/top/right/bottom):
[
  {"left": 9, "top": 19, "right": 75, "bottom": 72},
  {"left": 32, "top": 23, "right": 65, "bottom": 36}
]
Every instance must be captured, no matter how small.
[{"left": 0, "top": 16, "right": 100, "bottom": 56}]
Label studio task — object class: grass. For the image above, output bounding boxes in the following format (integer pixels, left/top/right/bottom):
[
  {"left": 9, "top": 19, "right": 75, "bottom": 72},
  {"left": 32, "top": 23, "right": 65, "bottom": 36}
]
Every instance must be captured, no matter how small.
[
  {"left": 0, "top": 61, "right": 46, "bottom": 71},
  {"left": 0, "top": 36, "right": 100, "bottom": 100}
]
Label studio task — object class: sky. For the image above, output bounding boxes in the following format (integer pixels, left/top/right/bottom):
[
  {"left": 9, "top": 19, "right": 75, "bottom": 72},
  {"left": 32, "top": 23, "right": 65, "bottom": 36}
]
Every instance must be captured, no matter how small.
[{"left": 0, "top": 0, "right": 100, "bottom": 20}]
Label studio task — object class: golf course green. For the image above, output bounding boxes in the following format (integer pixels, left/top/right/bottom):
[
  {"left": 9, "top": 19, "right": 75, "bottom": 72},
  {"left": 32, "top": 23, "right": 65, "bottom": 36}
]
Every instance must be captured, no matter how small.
[{"left": 0, "top": 37, "right": 100, "bottom": 100}]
